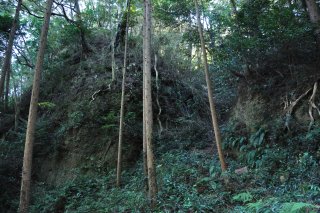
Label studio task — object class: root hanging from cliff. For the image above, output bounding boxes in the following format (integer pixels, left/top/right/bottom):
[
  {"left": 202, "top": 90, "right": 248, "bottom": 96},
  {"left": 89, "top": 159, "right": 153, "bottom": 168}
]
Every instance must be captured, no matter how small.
[
  {"left": 283, "top": 80, "right": 320, "bottom": 132},
  {"left": 308, "top": 80, "right": 320, "bottom": 130},
  {"left": 284, "top": 88, "right": 311, "bottom": 132}
]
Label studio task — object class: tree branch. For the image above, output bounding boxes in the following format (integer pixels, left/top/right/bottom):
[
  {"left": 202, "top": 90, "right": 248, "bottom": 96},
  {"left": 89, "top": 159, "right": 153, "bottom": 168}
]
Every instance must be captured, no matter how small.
[
  {"left": 15, "top": 47, "right": 34, "bottom": 69},
  {"left": 22, "top": 3, "right": 44, "bottom": 19}
]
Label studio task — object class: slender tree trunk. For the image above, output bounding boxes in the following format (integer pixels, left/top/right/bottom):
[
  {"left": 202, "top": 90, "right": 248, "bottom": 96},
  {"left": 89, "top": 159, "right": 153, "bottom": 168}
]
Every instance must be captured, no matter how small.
[
  {"left": 143, "top": 0, "right": 157, "bottom": 207},
  {"left": 4, "top": 66, "right": 11, "bottom": 111},
  {"left": 305, "top": 0, "right": 320, "bottom": 44},
  {"left": 142, "top": 0, "right": 148, "bottom": 191},
  {"left": 194, "top": 0, "right": 227, "bottom": 172},
  {"left": 188, "top": 16, "right": 193, "bottom": 72},
  {"left": 13, "top": 81, "right": 20, "bottom": 132},
  {"left": 116, "top": 0, "right": 131, "bottom": 187},
  {"left": 197, "top": 46, "right": 202, "bottom": 70},
  {"left": 0, "top": 0, "right": 22, "bottom": 106},
  {"left": 18, "top": 0, "right": 53, "bottom": 212},
  {"left": 189, "top": 42, "right": 193, "bottom": 72},
  {"left": 111, "top": 38, "right": 116, "bottom": 81}
]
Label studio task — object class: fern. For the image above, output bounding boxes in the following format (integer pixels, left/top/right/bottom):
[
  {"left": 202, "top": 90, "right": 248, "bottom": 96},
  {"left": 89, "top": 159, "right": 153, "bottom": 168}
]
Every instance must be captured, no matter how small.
[
  {"left": 232, "top": 192, "right": 253, "bottom": 203},
  {"left": 38, "top": 101, "right": 56, "bottom": 109},
  {"left": 247, "top": 199, "right": 265, "bottom": 211},
  {"left": 280, "top": 202, "right": 318, "bottom": 213}
]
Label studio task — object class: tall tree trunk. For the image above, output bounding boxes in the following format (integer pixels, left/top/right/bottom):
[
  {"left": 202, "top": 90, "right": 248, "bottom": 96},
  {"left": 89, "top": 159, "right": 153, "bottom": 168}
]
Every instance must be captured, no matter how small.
[
  {"left": 111, "top": 0, "right": 132, "bottom": 81},
  {"left": 13, "top": 80, "right": 20, "bottom": 132},
  {"left": 305, "top": 0, "right": 320, "bottom": 44},
  {"left": 116, "top": 0, "right": 131, "bottom": 187},
  {"left": 4, "top": 66, "right": 11, "bottom": 111},
  {"left": 142, "top": 0, "right": 148, "bottom": 191},
  {"left": 111, "top": 38, "right": 116, "bottom": 81},
  {"left": 18, "top": 0, "right": 53, "bottom": 212},
  {"left": 194, "top": 0, "right": 227, "bottom": 172},
  {"left": 0, "top": 0, "right": 22, "bottom": 106},
  {"left": 143, "top": 0, "right": 157, "bottom": 207},
  {"left": 188, "top": 15, "right": 193, "bottom": 72}
]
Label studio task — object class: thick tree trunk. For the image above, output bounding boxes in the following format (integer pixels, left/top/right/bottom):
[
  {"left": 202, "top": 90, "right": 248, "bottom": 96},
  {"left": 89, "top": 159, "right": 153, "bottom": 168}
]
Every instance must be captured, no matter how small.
[
  {"left": 305, "top": 0, "right": 320, "bottom": 44},
  {"left": 116, "top": 0, "right": 131, "bottom": 187},
  {"left": 18, "top": 0, "right": 53, "bottom": 212},
  {"left": 194, "top": 0, "right": 227, "bottom": 172},
  {"left": 143, "top": 0, "right": 157, "bottom": 207},
  {"left": 0, "top": 0, "right": 22, "bottom": 106}
]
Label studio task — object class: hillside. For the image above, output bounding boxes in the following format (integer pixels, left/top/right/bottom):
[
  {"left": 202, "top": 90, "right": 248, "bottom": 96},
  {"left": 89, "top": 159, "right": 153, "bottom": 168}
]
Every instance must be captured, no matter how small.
[{"left": 1, "top": 0, "right": 320, "bottom": 212}]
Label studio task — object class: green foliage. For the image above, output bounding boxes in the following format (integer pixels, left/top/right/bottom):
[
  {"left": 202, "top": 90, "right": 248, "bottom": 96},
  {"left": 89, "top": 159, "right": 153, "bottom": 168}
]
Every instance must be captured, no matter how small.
[
  {"left": 280, "top": 202, "right": 318, "bottom": 213},
  {"left": 38, "top": 101, "right": 56, "bottom": 110},
  {"left": 0, "top": 13, "right": 12, "bottom": 34},
  {"left": 0, "top": 13, "right": 12, "bottom": 52},
  {"left": 237, "top": 128, "right": 266, "bottom": 167},
  {"left": 2, "top": 0, "right": 320, "bottom": 212},
  {"left": 234, "top": 199, "right": 320, "bottom": 213},
  {"left": 101, "top": 111, "right": 118, "bottom": 131},
  {"left": 68, "top": 111, "right": 85, "bottom": 129},
  {"left": 30, "top": 170, "right": 147, "bottom": 212},
  {"left": 306, "top": 126, "right": 320, "bottom": 141},
  {"left": 232, "top": 192, "right": 253, "bottom": 203}
]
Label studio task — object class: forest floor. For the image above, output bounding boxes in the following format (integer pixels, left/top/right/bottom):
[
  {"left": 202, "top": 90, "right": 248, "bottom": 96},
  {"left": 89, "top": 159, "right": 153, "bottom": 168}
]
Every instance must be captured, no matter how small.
[{"left": 27, "top": 132, "right": 320, "bottom": 213}]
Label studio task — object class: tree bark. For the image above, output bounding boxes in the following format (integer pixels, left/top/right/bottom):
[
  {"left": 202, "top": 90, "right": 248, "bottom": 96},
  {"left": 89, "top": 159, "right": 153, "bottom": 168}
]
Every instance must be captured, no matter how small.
[
  {"left": 13, "top": 80, "right": 20, "bottom": 132},
  {"left": 143, "top": 0, "right": 157, "bottom": 207},
  {"left": 116, "top": 0, "right": 131, "bottom": 187},
  {"left": 142, "top": 0, "right": 148, "bottom": 192},
  {"left": 111, "top": 38, "right": 116, "bottom": 81},
  {"left": 188, "top": 15, "right": 193, "bottom": 72},
  {"left": 0, "top": 0, "right": 22, "bottom": 106},
  {"left": 4, "top": 66, "right": 11, "bottom": 112},
  {"left": 305, "top": 0, "right": 320, "bottom": 44},
  {"left": 194, "top": 0, "right": 227, "bottom": 172},
  {"left": 18, "top": 0, "right": 53, "bottom": 212}
]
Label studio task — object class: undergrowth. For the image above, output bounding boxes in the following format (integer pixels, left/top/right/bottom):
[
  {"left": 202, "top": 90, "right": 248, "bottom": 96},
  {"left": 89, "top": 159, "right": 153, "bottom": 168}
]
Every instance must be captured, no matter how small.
[{"left": 29, "top": 137, "right": 320, "bottom": 212}]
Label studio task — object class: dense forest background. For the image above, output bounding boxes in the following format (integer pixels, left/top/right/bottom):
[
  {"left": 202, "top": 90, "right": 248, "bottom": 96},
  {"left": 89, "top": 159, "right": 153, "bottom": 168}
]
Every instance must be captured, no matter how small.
[{"left": 0, "top": 0, "right": 320, "bottom": 212}]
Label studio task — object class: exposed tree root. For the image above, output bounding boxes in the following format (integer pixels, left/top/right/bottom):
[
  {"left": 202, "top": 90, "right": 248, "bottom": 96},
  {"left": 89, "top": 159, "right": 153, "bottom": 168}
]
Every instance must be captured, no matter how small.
[
  {"left": 284, "top": 88, "right": 311, "bottom": 132},
  {"left": 90, "top": 85, "right": 111, "bottom": 103},
  {"left": 284, "top": 80, "right": 320, "bottom": 132},
  {"left": 308, "top": 81, "right": 320, "bottom": 130}
]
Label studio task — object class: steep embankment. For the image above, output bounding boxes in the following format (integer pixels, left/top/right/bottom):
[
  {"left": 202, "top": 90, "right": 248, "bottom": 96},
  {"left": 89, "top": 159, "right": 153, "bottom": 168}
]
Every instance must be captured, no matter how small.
[
  {"left": 1, "top": 32, "right": 320, "bottom": 212},
  {"left": 32, "top": 48, "right": 212, "bottom": 185},
  {"left": 1, "top": 31, "right": 222, "bottom": 211}
]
